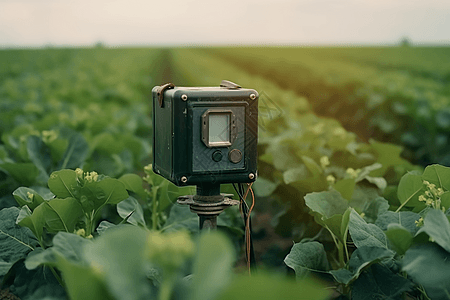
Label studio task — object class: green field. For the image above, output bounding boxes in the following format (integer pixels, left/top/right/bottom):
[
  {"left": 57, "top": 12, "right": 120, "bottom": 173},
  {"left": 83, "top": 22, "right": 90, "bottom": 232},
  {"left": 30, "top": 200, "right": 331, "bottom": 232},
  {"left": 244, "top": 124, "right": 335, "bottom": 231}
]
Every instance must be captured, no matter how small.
[{"left": 0, "top": 46, "right": 449, "bottom": 300}]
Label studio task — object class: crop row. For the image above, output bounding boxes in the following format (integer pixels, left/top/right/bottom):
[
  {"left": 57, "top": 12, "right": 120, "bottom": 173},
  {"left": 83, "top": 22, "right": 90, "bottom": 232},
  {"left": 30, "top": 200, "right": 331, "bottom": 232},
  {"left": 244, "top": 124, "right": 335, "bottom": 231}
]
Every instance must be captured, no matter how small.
[
  {"left": 0, "top": 47, "right": 333, "bottom": 300},
  {"left": 0, "top": 47, "right": 165, "bottom": 202},
  {"left": 169, "top": 48, "right": 450, "bottom": 298},
  {"left": 208, "top": 46, "right": 450, "bottom": 166},
  {"left": 0, "top": 46, "right": 449, "bottom": 299},
  {"left": 170, "top": 48, "right": 417, "bottom": 238}
]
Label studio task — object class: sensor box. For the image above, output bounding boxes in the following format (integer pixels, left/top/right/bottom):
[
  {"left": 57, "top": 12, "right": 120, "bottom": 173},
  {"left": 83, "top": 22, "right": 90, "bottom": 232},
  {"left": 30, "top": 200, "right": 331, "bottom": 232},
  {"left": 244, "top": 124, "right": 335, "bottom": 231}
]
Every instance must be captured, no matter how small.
[{"left": 152, "top": 82, "right": 258, "bottom": 186}]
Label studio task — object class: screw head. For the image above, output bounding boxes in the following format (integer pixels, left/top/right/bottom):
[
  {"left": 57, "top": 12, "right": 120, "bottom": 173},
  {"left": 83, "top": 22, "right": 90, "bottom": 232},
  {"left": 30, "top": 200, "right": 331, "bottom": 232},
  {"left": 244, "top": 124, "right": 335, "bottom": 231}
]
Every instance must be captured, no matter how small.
[
  {"left": 249, "top": 93, "right": 256, "bottom": 100},
  {"left": 249, "top": 173, "right": 255, "bottom": 180},
  {"left": 181, "top": 94, "right": 188, "bottom": 101},
  {"left": 181, "top": 176, "right": 188, "bottom": 183}
]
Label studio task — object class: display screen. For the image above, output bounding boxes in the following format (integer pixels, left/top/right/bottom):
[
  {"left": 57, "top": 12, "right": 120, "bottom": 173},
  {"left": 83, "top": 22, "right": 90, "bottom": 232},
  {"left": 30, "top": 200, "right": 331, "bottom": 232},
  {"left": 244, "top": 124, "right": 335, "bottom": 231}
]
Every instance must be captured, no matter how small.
[{"left": 209, "top": 113, "right": 230, "bottom": 144}]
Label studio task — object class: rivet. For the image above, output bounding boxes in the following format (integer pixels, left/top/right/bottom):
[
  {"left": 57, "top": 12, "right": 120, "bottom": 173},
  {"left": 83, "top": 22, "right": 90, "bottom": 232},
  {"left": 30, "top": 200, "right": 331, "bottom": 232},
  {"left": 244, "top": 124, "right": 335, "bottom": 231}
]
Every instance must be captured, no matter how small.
[
  {"left": 249, "top": 93, "right": 256, "bottom": 100},
  {"left": 181, "top": 176, "right": 188, "bottom": 183},
  {"left": 181, "top": 94, "right": 188, "bottom": 101},
  {"left": 249, "top": 173, "right": 255, "bottom": 180}
]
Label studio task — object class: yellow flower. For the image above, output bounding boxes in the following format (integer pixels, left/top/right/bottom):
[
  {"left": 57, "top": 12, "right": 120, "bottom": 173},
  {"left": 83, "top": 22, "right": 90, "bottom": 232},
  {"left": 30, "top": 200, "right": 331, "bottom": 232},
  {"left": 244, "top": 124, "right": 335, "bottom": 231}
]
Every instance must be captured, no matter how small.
[
  {"left": 326, "top": 175, "right": 336, "bottom": 184},
  {"left": 75, "top": 168, "right": 83, "bottom": 179},
  {"left": 42, "top": 130, "right": 58, "bottom": 144},
  {"left": 27, "top": 192, "right": 34, "bottom": 201},
  {"left": 415, "top": 217, "right": 424, "bottom": 227},
  {"left": 146, "top": 231, "right": 194, "bottom": 272},
  {"left": 320, "top": 156, "right": 330, "bottom": 169},
  {"left": 76, "top": 228, "right": 86, "bottom": 237},
  {"left": 333, "top": 127, "right": 346, "bottom": 137},
  {"left": 346, "top": 168, "right": 360, "bottom": 179}
]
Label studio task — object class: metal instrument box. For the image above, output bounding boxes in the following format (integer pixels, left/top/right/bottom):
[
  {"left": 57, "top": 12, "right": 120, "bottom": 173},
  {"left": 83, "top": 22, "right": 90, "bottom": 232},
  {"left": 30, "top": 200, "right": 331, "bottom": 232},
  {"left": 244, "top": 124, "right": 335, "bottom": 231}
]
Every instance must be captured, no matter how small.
[{"left": 152, "top": 82, "right": 258, "bottom": 186}]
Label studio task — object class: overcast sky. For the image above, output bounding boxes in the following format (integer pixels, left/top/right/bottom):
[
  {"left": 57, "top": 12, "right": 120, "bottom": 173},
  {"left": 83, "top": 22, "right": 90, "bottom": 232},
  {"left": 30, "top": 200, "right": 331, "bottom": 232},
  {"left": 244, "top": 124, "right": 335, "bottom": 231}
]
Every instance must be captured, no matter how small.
[{"left": 0, "top": 0, "right": 449, "bottom": 47}]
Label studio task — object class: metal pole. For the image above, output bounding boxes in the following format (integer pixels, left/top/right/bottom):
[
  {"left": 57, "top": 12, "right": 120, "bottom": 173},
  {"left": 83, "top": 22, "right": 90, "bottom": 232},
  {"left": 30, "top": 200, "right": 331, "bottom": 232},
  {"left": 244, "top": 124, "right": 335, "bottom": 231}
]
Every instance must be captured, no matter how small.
[
  {"left": 195, "top": 183, "right": 221, "bottom": 230},
  {"left": 177, "top": 183, "right": 239, "bottom": 231},
  {"left": 199, "top": 215, "right": 217, "bottom": 231}
]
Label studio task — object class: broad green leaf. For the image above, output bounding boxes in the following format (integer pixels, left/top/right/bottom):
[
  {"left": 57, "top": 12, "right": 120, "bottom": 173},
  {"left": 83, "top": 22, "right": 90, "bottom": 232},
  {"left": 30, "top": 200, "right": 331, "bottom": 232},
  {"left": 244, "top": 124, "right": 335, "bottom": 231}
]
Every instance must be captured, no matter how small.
[
  {"left": 25, "top": 232, "right": 92, "bottom": 270},
  {"left": 117, "top": 196, "right": 146, "bottom": 226},
  {"left": 403, "top": 244, "right": 450, "bottom": 300},
  {"left": 47, "top": 138, "right": 68, "bottom": 163},
  {"left": 349, "top": 209, "right": 388, "bottom": 249},
  {"left": 348, "top": 184, "right": 381, "bottom": 213},
  {"left": 385, "top": 224, "right": 413, "bottom": 255},
  {"left": 217, "top": 273, "right": 330, "bottom": 300},
  {"left": 43, "top": 198, "right": 84, "bottom": 233},
  {"left": 162, "top": 204, "right": 199, "bottom": 233},
  {"left": 13, "top": 187, "right": 45, "bottom": 210},
  {"left": 145, "top": 165, "right": 167, "bottom": 187},
  {"left": 329, "top": 246, "right": 394, "bottom": 285},
  {"left": 30, "top": 186, "right": 55, "bottom": 200},
  {"left": 16, "top": 205, "right": 46, "bottom": 242},
  {"left": 190, "top": 232, "right": 235, "bottom": 300},
  {"left": 118, "top": 173, "right": 146, "bottom": 199},
  {"left": 365, "top": 176, "right": 387, "bottom": 190},
  {"left": 305, "top": 190, "right": 348, "bottom": 219},
  {"left": 58, "top": 133, "right": 89, "bottom": 169},
  {"left": 315, "top": 209, "right": 350, "bottom": 245},
  {"left": 370, "top": 140, "right": 405, "bottom": 177},
  {"left": 27, "top": 135, "right": 51, "bottom": 184},
  {"left": 268, "top": 143, "right": 301, "bottom": 171},
  {"left": 0, "top": 207, "right": 38, "bottom": 276},
  {"left": 418, "top": 208, "right": 450, "bottom": 253},
  {"left": 362, "top": 197, "right": 389, "bottom": 224},
  {"left": 83, "top": 226, "right": 151, "bottom": 300},
  {"left": 441, "top": 192, "right": 450, "bottom": 210},
  {"left": 96, "top": 221, "right": 119, "bottom": 235},
  {"left": 397, "top": 172, "right": 426, "bottom": 208},
  {"left": 284, "top": 242, "right": 329, "bottom": 279},
  {"left": 0, "top": 259, "right": 12, "bottom": 279},
  {"left": 352, "top": 264, "right": 412, "bottom": 299},
  {"left": 321, "top": 214, "right": 345, "bottom": 243},
  {"left": 0, "top": 162, "right": 39, "bottom": 186},
  {"left": 301, "top": 155, "right": 322, "bottom": 176},
  {"left": 283, "top": 166, "right": 308, "bottom": 185},
  {"left": 9, "top": 258, "right": 67, "bottom": 300},
  {"left": 166, "top": 182, "right": 196, "bottom": 210},
  {"left": 48, "top": 169, "right": 78, "bottom": 199},
  {"left": 355, "top": 163, "right": 383, "bottom": 182},
  {"left": 253, "top": 177, "right": 279, "bottom": 197},
  {"left": 333, "top": 178, "right": 355, "bottom": 200},
  {"left": 375, "top": 211, "right": 420, "bottom": 235},
  {"left": 93, "top": 132, "right": 124, "bottom": 155},
  {"left": 95, "top": 178, "right": 129, "bottom": 205},
  {"left": 422, "top": 164, "right": 450, "bottom": 190},
  {"left": 82, "top": 178, "right": 129, "bottom": 211},
  {"left": 58, "top": 258, "right": 115, "bottom": 300}
]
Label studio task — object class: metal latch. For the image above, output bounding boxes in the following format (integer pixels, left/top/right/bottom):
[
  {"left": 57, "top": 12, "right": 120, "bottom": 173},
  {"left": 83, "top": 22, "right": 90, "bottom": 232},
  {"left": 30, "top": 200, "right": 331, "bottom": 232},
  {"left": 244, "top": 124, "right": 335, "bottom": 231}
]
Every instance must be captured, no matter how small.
[
  {"left": 156, "top": 83, "right": 175, "bottom": 107},
  {"left": 220, "top": 80, "right": 241, "bottom": 89}
]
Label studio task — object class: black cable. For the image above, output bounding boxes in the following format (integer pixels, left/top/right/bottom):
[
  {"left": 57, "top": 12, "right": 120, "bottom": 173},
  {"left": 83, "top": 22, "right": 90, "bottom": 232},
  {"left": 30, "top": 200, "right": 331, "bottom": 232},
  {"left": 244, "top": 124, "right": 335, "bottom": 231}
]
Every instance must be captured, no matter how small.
[{"left": 233, "top": 183, "right": 256, "bottom": 269}]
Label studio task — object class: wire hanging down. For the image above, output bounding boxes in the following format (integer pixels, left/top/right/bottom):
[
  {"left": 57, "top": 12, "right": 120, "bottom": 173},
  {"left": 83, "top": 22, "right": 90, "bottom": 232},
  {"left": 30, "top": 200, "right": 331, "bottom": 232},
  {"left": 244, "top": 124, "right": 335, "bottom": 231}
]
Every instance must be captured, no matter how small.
[{"left": 233, "top": 182, "right": 256, "bottom": 274}]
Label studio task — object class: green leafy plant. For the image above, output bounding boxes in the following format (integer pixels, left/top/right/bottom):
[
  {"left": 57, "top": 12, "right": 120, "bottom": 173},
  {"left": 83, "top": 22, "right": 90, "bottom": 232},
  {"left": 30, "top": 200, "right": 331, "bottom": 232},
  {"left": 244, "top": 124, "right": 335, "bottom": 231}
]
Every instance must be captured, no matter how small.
[
  {"left": 284, "top": 164, "right": 450, "bottom": 299},
  {"left": 14, "top": 168, "right": 130, "bottom": 244},
  {"left": 23, "top": 226, "right": 330, "bottom": 300}
]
